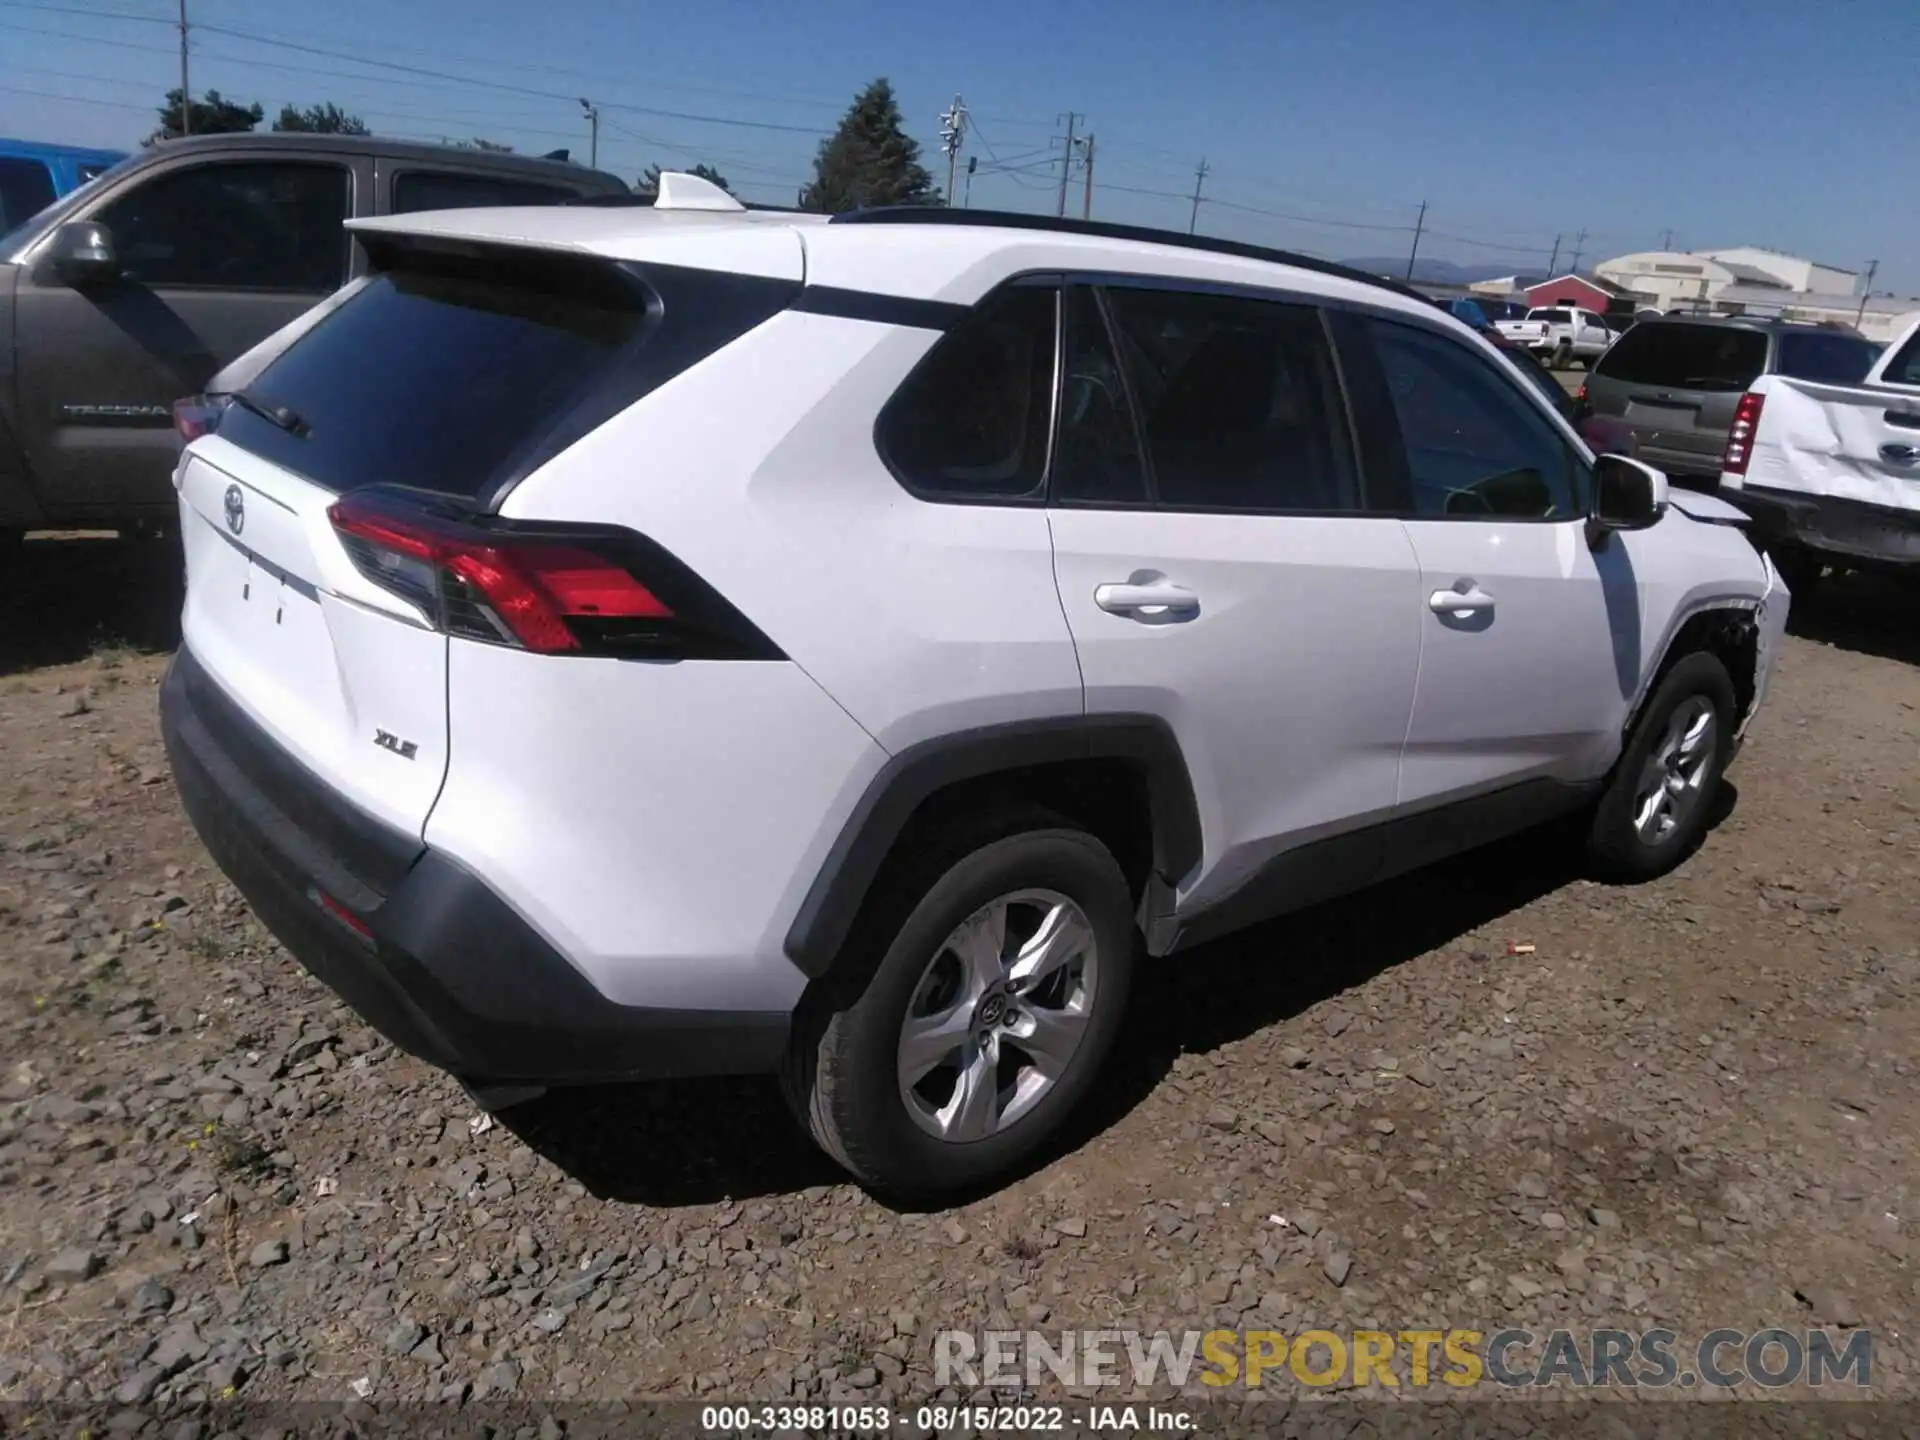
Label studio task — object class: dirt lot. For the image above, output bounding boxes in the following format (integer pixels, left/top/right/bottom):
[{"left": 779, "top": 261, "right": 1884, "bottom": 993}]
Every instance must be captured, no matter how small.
[{"left": 2, "top": 537, "right": 1918, "bottom": 1422}]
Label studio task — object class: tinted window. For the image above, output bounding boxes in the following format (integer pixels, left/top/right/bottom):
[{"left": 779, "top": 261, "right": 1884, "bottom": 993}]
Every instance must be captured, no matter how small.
[
  {"left": 0, "top": 157, "right": 56, "bottom": 232},
  {"left": 1775, "top": 331, "right": 1880, "bottom": 384},
  {"left": 95, "top": 162, "right": 348, "bottom": 290},
  {"left": 1052, "top": 286, "right": 1148, "bottom": 506},
  {"left": 1884, "top": 329, "right": 1920, "bottom": 387},
  {"left": 1370, "top": 319, "right": 1582, "bottom": 519},
  {"left": 1594, "top": 321, "right": 1766, "bottom": 391},
  {"left": 1535, "top": 309, "right": 1572, "bottom": 324},
  {"left": 878, "top": 284, "right": 1056, "bottom": 501},
  {"left": 1102, "top": 286, "right": 1357, "bottom": 512},
  {"left": 1502, "top": 346, "right": 1573, "bottom": 416},
  {"left": 393, "top": 171, "right": 578, "bottom": 214},
  {"left": 221, "top": 253, "right": 648, "bottom": 498}
]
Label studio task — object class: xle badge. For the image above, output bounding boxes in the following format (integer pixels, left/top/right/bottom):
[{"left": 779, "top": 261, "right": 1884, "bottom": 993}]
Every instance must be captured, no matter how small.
[{"left": 374, "top": 729, "right": 419, "bottom": 760}]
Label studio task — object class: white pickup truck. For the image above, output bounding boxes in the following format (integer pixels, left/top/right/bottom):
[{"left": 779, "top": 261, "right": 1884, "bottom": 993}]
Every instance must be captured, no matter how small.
[
  {"left": 1720, "top": 316, "right": 1920, "bottom": 588},
  {"left": 1493, "top": 306, "right": 1616, "bottom": 366}
]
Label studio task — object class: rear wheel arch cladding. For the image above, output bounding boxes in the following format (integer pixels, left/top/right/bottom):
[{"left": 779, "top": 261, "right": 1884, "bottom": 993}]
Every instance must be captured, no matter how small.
[{"left": 781, "top": 717, "right": 1202, "bottom": 980}]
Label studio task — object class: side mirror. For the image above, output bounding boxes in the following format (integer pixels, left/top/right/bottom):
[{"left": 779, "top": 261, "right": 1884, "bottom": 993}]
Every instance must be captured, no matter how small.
[
  {"left": 1589, "top": 454, "right": 1668, "bottom": 545},
  {"left": 43, "top": 220, "right": 120, "bottom": 287}
]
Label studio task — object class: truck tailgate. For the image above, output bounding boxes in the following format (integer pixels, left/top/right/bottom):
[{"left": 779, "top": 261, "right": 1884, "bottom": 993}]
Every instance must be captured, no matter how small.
[{"left": 1745, "top": 375, "right": 1920, "bottom": 512}]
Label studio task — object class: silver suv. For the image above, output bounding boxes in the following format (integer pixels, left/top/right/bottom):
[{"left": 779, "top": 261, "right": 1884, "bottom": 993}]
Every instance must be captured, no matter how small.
[{"left": 1584, "top": 316, "right": 1882, "bottom": 486}]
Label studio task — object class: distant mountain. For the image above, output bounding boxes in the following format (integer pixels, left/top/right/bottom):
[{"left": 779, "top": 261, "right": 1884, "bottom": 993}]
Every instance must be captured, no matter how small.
[{"left": 1340, "top": 256, "right": 1514, "bottom": 285}]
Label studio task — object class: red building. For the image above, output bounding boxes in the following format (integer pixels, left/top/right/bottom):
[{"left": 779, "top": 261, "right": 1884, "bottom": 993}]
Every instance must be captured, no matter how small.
[{"left": 1522, "top": 273, "right": 1638, "bottom": 317}]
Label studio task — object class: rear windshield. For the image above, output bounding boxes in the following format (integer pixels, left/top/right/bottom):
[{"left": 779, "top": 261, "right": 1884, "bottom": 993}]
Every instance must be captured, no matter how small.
[
  {"left": 1774, "top": 331, "right": 1880, "bottom": 385},
  {"left": 1531, "top": 309, "right": 1571, "bottom": 323},
  {"left": 1593, "top": 321, "right": 1767, "bottom": 392},
  {"left": 221, "top": 255, "right": 648, "bottom": 498}
]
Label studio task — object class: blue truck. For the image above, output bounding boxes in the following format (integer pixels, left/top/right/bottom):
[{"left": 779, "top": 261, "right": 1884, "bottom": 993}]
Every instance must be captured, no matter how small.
[{"left": 0, "top": 139, "right": 130, "bottom": 235}]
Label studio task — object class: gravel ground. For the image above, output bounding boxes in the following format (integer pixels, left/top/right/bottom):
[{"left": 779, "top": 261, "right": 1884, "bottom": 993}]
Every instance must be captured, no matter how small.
[{"left": 2, "top": 537, "right": 1918, "bottom": 1424}]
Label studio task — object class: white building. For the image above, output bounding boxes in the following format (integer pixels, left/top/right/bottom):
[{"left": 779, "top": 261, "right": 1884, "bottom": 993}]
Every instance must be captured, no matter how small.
[
  {"left": 1690, "top": 246, "right": 1856, "bottom": 296},
  {"left": 1592, "top": 247, "right": 1916, "bottom": 341}
]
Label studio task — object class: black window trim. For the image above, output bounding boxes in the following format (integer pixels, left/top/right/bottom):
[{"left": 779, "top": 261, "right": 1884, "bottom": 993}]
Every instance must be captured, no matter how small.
[
  {"left": 78, "top": 154, "right": 358, "bottom": 295},
  {"left": 1346, "top": 311, "right": 1596, "bottom": 525}
]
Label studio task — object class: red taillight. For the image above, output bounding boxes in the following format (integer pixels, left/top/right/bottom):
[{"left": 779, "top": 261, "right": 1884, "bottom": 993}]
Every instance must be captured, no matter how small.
[
  {"left": 173, "top": 395, "right": 229, "bottom": 443},
  {"left": 309, "top": 886, "right": 374, "bottom": 946},
  {"left": 1723, "top": 392, "right": 1765, "bottom": 475},
  {"left": 325, "top": 489, "right": 775, "bottom": 661}
]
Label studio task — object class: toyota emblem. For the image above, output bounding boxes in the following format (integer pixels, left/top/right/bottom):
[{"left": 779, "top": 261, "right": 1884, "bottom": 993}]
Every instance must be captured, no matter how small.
[{"left": 223, "top": 483, "right": 244, "bottom": 535}]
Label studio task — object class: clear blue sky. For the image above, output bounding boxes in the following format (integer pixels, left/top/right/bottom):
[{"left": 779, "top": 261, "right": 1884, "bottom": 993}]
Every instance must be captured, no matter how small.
[{"left": 3, "top": 0, "right": 1915, "bottom": 294}]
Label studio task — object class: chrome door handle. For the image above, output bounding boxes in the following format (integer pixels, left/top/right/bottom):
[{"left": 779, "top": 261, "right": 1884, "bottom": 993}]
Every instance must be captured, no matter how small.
[
  {"left": 1880, "top": 443, "right": 1918, "bottom": 464},
  {"left": 1094, "top": 581, "right": 1200, "bottom": 617},
  {"left": 1429, "top": 584, "right": 1495, "bottom": 615}
]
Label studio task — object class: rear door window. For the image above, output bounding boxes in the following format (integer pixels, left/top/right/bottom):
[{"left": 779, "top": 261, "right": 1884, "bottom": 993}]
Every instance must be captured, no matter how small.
[
  {"left": 0, "top": 157, "right": 57, "bottom": 232},
  {"left": 1774, "top": 331, "right": 1881, "bottom": 384},
  {"left": 1099, "top": 284, "right": 1359, "bottom": 513},
  {"left": 220, "top": 248, "right": 651, "bottom": 498},
  {"left": 392, "top": 170, "right": 581, "bottom": 213},
  {"left": 1593, "top": 322, "right": 1767, "bottom": 391}
]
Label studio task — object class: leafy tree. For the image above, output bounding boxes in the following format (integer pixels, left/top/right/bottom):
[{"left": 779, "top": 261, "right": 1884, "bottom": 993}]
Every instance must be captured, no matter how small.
[
  {"left": 636, "top": 162, "right": 732, "bottom": 200},
  {"left": 799, "top": 78, "right": 938, "bottom": 213},
  {"left": 150, "top": 88, "right": 263, "bottom": 143},
  {"left": 273, "top": 103, "right": 369, "bottom": 135},
  {"left": 465, "top": 138, "right": 514, "bottom": 152}
]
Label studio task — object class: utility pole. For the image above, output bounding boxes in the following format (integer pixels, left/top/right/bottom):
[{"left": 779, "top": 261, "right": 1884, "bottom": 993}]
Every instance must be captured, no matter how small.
[
  {"left": 1567, "top": 227, "right": 1588, "bottom": 274},
  {"left": 1054, "top": 112, "right": 1080, "bottom": 219},
  {"left": 177, "top": 0, "right": 190, "bottom": 135},
  {"left": 938, "top": 96, "right": 968, "bottom": 208},
  {"left": 579, "top": 98, "right": 599, "bottom": 169},
  {"left": 1856, "top": 259, "right": 1879, "bottom": 327},
  {"left": 1188, "top": 157, "right": 1208, "bottom": 234},
  {"left": 1080, "top": 135, "right": 1096, "bottom": 220},
  {"left": 963, "top": 155, "right": 976, "bottom": 208},
  {"left": 1404, "top": 200, "right": 1427, "bottom": 281},
  {"left": 1660, "top": 228, "right": 1675, "bottom": 250},
  {"left": 1546, "top": 233, "right": 1562, "bottom": 277}
]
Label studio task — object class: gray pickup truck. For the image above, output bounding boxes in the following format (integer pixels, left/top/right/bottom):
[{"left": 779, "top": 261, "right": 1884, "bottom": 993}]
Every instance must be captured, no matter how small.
[{"left": 0, "top": 132, "right": 627, "bottom": 537}]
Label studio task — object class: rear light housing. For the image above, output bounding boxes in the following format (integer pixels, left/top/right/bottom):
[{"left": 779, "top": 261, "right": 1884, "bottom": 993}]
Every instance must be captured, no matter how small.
[
  {"left": 173, "top": 394, "right": 231, "bottom": 443},
  {"left": 326, "top": 487, "right": 783, "bottom": 661},
  {"left": 1722, "top": 392, "right": 1765, "bottom": 475}
]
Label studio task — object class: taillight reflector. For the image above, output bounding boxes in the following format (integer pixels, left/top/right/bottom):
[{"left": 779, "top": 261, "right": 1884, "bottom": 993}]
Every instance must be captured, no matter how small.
[
  {"left": 309, "top": 886, "right": 374, "bottom": 946},
  {"left": 324, "top": 489, "right": 779, "bottom": 662},
  {"left": 1723, "top": 392, "right": 1765, "bottom": 475}
]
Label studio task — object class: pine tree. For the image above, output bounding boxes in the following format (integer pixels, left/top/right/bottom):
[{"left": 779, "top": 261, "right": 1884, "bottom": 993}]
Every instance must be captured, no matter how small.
[
  {"left": 799, "top": 78, "right": 938, "bottom": 214},
  {"left": 150, "top": 88, "right": 263, "bottom": 143},
  {"left": 273, "top": 103, "right": 370, "bottom": 135},
  {"left": 636, "top": 163, "right": 732, "bottom": 200}
]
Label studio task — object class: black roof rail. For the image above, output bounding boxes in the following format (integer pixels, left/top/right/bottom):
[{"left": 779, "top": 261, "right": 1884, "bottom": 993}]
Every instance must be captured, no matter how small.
[{"left": 829, "top": 206, "right": 1431, "bottom": 305}]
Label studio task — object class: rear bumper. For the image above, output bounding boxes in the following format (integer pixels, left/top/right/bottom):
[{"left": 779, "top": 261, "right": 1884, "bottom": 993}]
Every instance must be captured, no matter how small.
[
  {"left": 160, "top": 645, "right": 789, "bottom": 1085},
  {"left": 1727, "top": 483, "right": 1920, "bottom": 567}
]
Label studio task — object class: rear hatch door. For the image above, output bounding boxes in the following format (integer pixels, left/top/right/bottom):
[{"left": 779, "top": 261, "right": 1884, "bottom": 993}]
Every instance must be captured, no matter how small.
[
  {"left": 176, "top": 222, "right": 723, "bottom": 843},
  {"left": 177, "top": 439, "right": 452, "bottom": 840},
  {"left": 1588, "top": 321, "right": 1767, "bottom": 468}
]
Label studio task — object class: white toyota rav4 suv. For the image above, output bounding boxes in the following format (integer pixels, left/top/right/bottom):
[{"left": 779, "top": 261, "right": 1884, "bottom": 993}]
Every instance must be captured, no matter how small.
[{"left": 162, "top": 175, "right": 1788, "bottom": 1197}]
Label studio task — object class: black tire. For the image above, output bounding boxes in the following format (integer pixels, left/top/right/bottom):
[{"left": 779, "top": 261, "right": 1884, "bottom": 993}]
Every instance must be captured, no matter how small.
[
  {"left": 1588, "top": 652, "right": 1737, "bottom": 881},
  {"left": 781, "top": 809, "right": 1135, "bottom": 1198}
]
